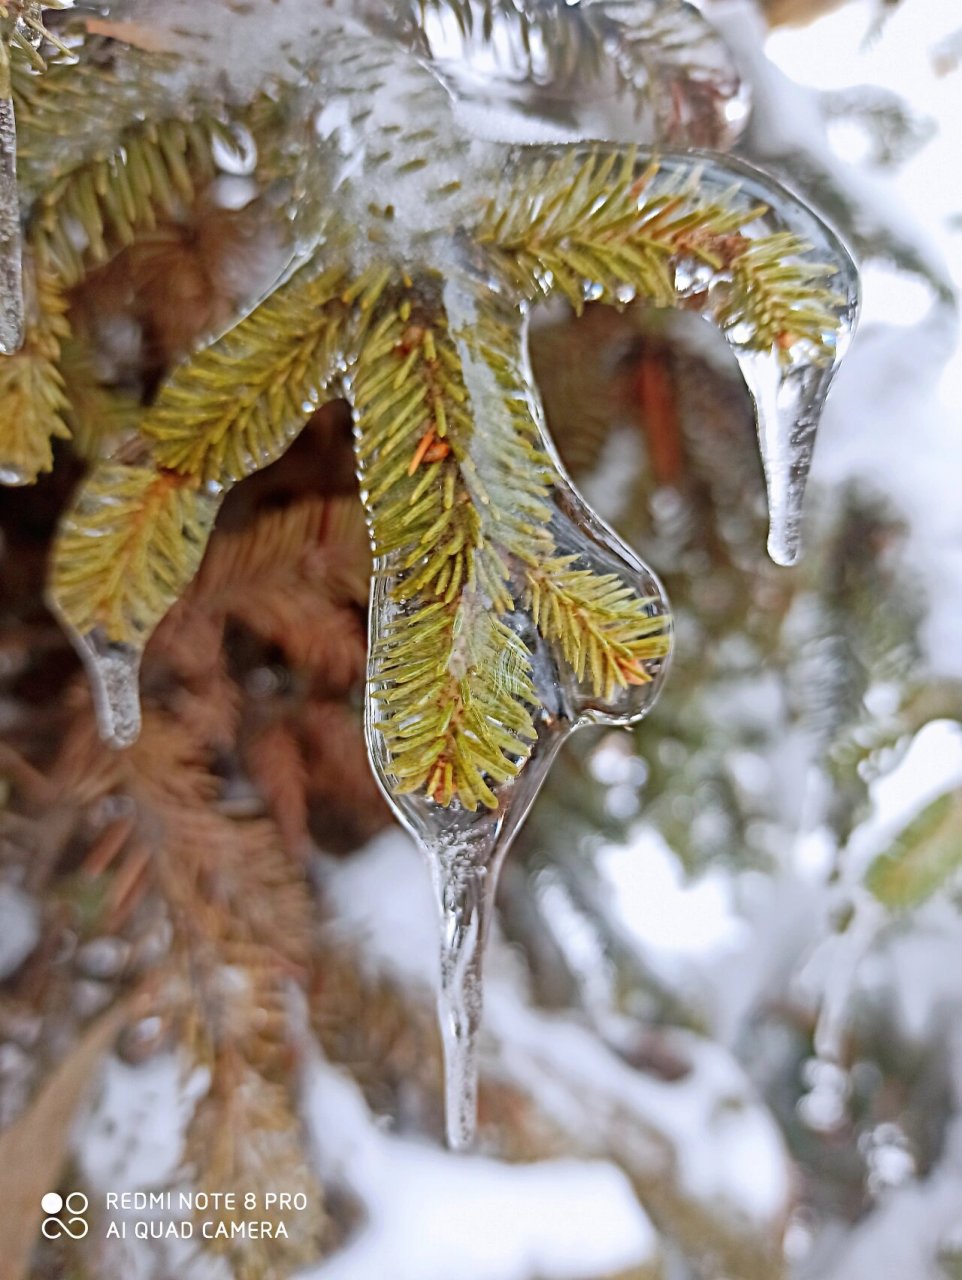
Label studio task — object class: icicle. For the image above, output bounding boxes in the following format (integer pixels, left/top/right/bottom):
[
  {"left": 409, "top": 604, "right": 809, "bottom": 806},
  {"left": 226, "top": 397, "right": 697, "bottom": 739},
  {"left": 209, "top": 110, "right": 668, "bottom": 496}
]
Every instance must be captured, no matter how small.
[
  {"left": 366, "top": 567, "right": 573, "bottom": 1147},
  {"left": 73, "top": 630, "right": 143, "bottom": 749},
  {"left": 430, "top": 837, "right": 494, "bottom": 1150},
  {"left": 363, "top": 275, "right": 672, "bottom": 1148},
  {"left": 682, "top": 153, "right": 860, "bottom": 567},
  {"left": 0, "top": 50, "right": 24, "bottom": 354},
  {"left": 402, "top": 0, "right": 749, "bottom": 152},
  {"left": 734, "top": 347, "right": 842, "bottom": 567}
]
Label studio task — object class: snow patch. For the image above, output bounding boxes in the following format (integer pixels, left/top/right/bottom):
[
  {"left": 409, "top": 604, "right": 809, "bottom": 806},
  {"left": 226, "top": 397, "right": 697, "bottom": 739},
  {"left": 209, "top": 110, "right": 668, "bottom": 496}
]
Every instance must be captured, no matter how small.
[
  {"left": 0, "top": 883, "right": 38, "bottom": 978},
  {"left": 300, "top": 1050, "right": 658, "bottom": 1280}
]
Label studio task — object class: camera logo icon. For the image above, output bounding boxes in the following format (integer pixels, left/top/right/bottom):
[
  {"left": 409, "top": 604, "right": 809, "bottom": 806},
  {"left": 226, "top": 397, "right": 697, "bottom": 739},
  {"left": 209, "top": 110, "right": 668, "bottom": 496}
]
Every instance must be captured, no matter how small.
[{"left": 40, "top": 1191, "right": 89, "bottom": 1240}]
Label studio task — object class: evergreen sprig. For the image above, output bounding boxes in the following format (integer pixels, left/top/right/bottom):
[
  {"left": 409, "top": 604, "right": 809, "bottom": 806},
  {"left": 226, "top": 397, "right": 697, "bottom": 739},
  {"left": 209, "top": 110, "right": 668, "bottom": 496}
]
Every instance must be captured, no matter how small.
[
  {"left": 12, "top": 37, "right": 198, "bottom": 196},
  {"left": 359, "top": 284, "right": 669, "bottom": 807},
  {"left": 478, "top": 148, "right": 748, "bottom": 309},
  {"left": 526, "top": 558, "right": 669, "bottom": 700},
  {"left": 1, "top": 16, "right": 852, "bottom": 814},
  {"left": 49, "top": 462, "right": 219, "bottom": 645},
  {"left": 142, "top": 264, "right": 351, "bottom": 484},
  {"left": 373, "top": 594, "right": 538, "bottom": 809},
  {"left": 30, "top": 113, "right": 231, "bottom": 286},
  {"left": 478, "top": 147, "right": 842, "bottom": 356},
  {"left": 352, "top": 283, "right": 513, "bottom": 608},
  {"left": 715, "top": 230, "right": 842, "bottom": 356},
  {"left": 0, "top": 266, "right": 67, "bottom": 480},
  {"left": 355, "top": 283, "right": 540, "bottom": 810}
]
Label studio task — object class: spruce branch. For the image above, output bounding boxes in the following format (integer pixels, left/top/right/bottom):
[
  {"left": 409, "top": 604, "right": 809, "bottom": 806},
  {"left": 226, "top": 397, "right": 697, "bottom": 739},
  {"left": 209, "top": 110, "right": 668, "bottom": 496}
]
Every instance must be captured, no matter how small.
[
  {"left": 49, "top": 462, "right": 220, "bottom": 646},
  {"left": 355, "top": 282, "right": 541, "bottom": 809},
  {"left": 142, "top": 263, "right": 351, "bottom": 484},
  {"left": 352, "top": 282, "right": 513, "bottom": 608},
  {"left": 30, "top": 113, "right": 230, "bottom": 287},
  {"left": 713, "top": 229, "right": 843, "bottom": 356},
  {"left": 0, "top": 264, "right": 67, "bottom": 479},
  {"left": 477, "top": 147, "right": 844, "bottom": 355},
  {"left": 479, "top": 148, "right": 680, "bottom": 309},
  {"left": 176, "top": 496, "right": 370, "bottom": 682},
  {"left": 361, "top": 280, "right": 669, "bottom": 807},
  {"left": 526, "top": 558, "right": 670, "bottom": 699},
  {"left": 373, "top": 594, "right": 538, "bottom": 810},
  {"left": 186, "top": 496, "right": 370, "bottom": 616},
  {"left": 12, "top": 33, "right": 253, "bottom": 300},
  {"left": 12, "top": 36, "right": 207, "bottom": 198}
]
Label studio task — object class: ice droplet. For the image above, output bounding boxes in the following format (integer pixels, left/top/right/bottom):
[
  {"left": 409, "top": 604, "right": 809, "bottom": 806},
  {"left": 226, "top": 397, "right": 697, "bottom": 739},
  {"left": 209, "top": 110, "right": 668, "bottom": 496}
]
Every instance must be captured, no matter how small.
[{"left": 74, "top": 630, "right": 143, "bottom": 749}]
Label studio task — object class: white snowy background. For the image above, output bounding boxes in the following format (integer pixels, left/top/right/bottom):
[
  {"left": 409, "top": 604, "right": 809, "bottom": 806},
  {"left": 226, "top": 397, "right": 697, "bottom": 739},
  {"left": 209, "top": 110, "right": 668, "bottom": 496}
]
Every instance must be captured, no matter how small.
[{"left": 51, "top": 2, "right": 962, "bottom": 1278}]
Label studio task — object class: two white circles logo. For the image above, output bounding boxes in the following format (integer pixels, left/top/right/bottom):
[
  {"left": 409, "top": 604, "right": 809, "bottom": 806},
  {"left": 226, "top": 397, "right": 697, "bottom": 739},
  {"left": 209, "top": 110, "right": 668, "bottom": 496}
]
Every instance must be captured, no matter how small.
[{"left": 40, "top": 1191, "right": 89, "bottom": 1240}]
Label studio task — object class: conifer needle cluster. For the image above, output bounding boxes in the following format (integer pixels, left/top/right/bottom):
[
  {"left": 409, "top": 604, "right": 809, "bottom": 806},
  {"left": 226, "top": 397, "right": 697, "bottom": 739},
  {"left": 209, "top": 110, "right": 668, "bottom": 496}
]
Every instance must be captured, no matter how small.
[{"left": 0, "top": 4, "right": 848, "bottom": 814}]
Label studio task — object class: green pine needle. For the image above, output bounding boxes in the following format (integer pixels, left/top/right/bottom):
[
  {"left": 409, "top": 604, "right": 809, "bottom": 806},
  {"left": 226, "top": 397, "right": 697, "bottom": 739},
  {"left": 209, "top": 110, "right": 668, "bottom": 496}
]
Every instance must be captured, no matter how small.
[
  {"left": 143, "top": 264, "right": 351, "bottom": 485},
  {"left": 478, "top": 147, "right": 843, "bottom": 357},
  {"left": 526, "top": 558, "right": 670, "bottom": 700},
  {"left": 49, "top": 462, "right": 220, "bottom": 646},
  {"left": 373, "top": 594, "right": 538, "bottom": 810}
]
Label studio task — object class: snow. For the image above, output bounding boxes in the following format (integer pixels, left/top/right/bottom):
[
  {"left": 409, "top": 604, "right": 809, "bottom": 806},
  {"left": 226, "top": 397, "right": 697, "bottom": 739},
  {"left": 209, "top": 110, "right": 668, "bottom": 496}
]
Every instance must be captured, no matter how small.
[
  {"left": 489, "top": 995, "right": 791, "bottom": 1226},
  {"left": 319, "top": 830, "right": 792, "bottom": 1230},
  {"left": 78, "top": 1054, "right": 209, "bottom": 1192},
  {"left": 72, "top": 1055, "right": 223, "bottom": 1280},
  {"left": 299, "top": 1051, "right": 658, "bottom": 1280},
  {"left": 319, "top": 831, "right": 439, "bottom": 991},
  {"left": 599, "top": 825, "right": 748, "bottom": 960},
  {"left": 0, "top": 883, "right": 38, "bottom": 979},
  {"left": 844, "top": 719, "right": 962, "bottom": 874}
]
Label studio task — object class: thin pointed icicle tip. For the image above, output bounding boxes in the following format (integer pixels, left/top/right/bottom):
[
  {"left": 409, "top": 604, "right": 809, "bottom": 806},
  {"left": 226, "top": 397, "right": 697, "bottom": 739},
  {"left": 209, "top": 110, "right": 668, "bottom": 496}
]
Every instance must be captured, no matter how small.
[
  {"left": 768, "top": 525, "right": 801, "bottom": 568},
  {"left": 75, "top": 632, "right": 144, "bottom": 750}
]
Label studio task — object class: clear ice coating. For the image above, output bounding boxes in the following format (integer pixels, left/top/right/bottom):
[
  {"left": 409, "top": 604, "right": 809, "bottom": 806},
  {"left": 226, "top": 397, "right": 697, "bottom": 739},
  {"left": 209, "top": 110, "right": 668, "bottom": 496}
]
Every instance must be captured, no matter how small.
[
  {"left": 358, "top": 142, "right": 856, "bottom": 1143},
  {"left": 364, "top": 276, "right": 674, "bottom": 1148},
  {"left": 4, "top": 1, "right": 860, "bottom": 1148},
  {"left": 385, "top": 0, "right": 750, "bottom": 151},
  {"left": 689, "top": 153, "right": 860, "bottom": 567}
]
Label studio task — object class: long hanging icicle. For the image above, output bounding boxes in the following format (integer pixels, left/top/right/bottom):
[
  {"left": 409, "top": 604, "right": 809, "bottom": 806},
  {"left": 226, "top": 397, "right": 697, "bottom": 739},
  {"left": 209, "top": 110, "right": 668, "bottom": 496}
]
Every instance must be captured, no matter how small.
[
  {"left": 0, "top": 1, "right": 71, "bottom": 352},
  {"left": 0, "top": 34, "right": 23, "bottom": 352}
]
